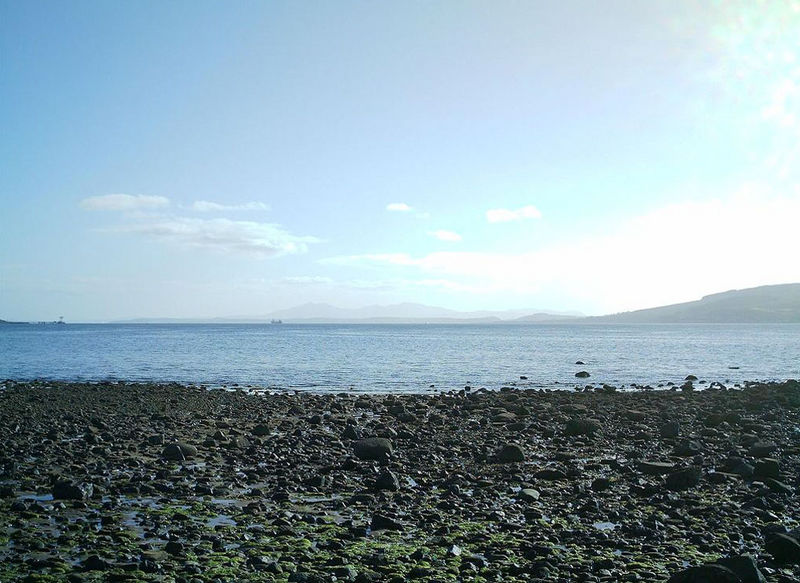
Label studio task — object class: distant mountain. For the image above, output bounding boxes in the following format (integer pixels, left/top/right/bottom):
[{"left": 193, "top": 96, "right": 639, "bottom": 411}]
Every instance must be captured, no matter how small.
[
  {"left": 589, "top": 283, "right": 800, "bottom": 323},
  {"left": 112, "top": 303, "right": 582, "bottom": 324}
]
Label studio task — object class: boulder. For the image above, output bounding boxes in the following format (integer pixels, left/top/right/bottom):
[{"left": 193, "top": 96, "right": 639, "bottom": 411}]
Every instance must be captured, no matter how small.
[
  {"left": 638, "top": 461, "right": 675, "bottom": 476},
  {"left": 765, "top": 533, "right": 800, "bottom": 565},
  {"left": 565, "top": 418, "right": 601, "bottom": 436},
  {"left": 353, "top": 438, "right": 393, "bottom": 460},
  {"left": 496, "top": 444, "right": 525, "bottom": 463},
  {"left": 575, "top": 371, "right": 591, "bottom": 378},
  {"left": 667, "top": 564, "right": 740, "bottom": 583},
  {"left": 665, "top": 467, "right": 702, "bottom": 491},
  {"left": 162, "top": 442, "right": 197, "bottom": 461},
  {"left": 53, "top": 479, "right": 93, "bottom": 500}
]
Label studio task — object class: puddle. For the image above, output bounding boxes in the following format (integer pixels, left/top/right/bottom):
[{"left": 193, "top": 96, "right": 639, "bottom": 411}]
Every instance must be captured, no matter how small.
[
  {"left": 18, "top": 493, "right": 54, "bottom": 502},
  {"left": 592, "top": 522, "right": 619, "bottom": 531},
  {"left": 207, "top": 515, "right": 237, "bottom": 528}
]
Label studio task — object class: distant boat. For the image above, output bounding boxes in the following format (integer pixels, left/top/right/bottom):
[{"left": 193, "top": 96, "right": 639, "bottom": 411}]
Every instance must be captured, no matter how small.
[{"left": 270, "top": 319, "right": 283, "bottom": 325}]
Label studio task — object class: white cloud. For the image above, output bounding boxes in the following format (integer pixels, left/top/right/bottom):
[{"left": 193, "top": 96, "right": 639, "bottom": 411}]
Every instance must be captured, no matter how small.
[
  {"left": 191, "top": 200, "right": 270, "bottom": 212},
  {"left": 80, "top": 194, "right": 170, "bottom": 211},
  {"left": 486, "top": 205, "right": 542, "bottom": 223},
  {"left": 279, "top": 276, "right": 334, "bottom": 285},
  {"left": 327, "top": 187, "right": 800, "bottom": 313},
  {"left": 386, "top": 202, "right": 413, "bottom": 212},
  {"left": 110, "top": 217, "right": 319, "bottom": 257},
  {"left": 430, "top": 230, "right": 462, "bottom": 242}
]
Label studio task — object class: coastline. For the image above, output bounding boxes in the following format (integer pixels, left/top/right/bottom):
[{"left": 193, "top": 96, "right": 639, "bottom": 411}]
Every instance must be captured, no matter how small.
[{"left": 1, "top": 380, "right": 798, "bottom": 581}]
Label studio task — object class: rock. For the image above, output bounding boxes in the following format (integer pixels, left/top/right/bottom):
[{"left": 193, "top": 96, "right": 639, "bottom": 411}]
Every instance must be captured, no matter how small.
[
  {"left": 753, "top": 458, "right": 779, "bottom": 479},
  {"left": 591, "top": 477, "right": 611, "bottom": 491},
  {"left": 665, "top": 467, "right": 702, "bottom": 491},
  {"left": 353, "top": 438, "right": 393, "bottom": 460},
  {"left": 518, "top": 488, "right": 540, "bottom": 502},
  {"left": 533, "top": 468, "right": 568, "bottom": 481},
  {"left": 373, "top": 470, "right": 400, "bottom": 491},
  {"left": 165, "top": 540, "right": 184, "bottom": 556},
  {"left": 496, "top": 444, "right": 525, "bottom": 463},
  {"left": 660, "top": 421, "right": 681, "bottom": 438},
  {"left": 162, "top": 442, "right": 197, "bottom": 461},
  {"left": 685, "top": 375, "right": 698, "bottom": 381},
  {"left": 765, "top": 533, "right": 800, "bottom": 565},
  {"left": 575, "top": 371, "right": 591, "bottom": 378},
  {"left": 565, "top": 418, "right": 601, "bottom": 436},
  {"left": 575, "top": 360, "right": 585, "bottom": 365},
  {"left": 638, "top": 461, "right": 675, "bottom": 475},
  {"left": 715, "top": 555, "right": 766, "bottom": 583},
  {"left": 251, "top": 424, "right": 270, "bottom": 436},
  {"left": 53, "top": 479, "right": 93, "bottom": 500},
  {"left": 370, "top": 513, "right": 403, "bottom": 531},
  {"left": 342, "top": 425, "right": 360, "bottom": 440},
  {"left": 764, "top": 479, "right": 794, "bottom": 495},
  {"left": 667, "top": 564, "right": 740, "bottom": 583},
  {"left": 83, "top": 554, "right": 110, "bottom": 571},
  {"left": 674, "top": 440, "right": 702, "bottom": 457},
  {"left": 748, "top": 442, "right": 777, "bottom": 458}
]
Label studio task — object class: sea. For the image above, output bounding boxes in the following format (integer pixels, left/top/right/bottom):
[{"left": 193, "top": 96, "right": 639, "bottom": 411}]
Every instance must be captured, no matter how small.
[{"left": 1, "top": 323, "right": 799, "bottom": 393}]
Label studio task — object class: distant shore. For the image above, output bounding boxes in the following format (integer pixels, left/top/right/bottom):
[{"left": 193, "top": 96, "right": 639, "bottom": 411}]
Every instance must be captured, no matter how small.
[{"left": 1, "top": 380, "right": 799, "bottom": 582}]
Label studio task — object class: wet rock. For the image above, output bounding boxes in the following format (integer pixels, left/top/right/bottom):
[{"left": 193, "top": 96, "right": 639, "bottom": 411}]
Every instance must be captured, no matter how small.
[
  {"left": 83, "top": 554, "right": 111, "bottom": 571},
  {"left": 659, "top": 421, "right": 681, "bottom": 437},
  {"left": 165, "top": 540, "right": 184, "bottom": 556},
  {"left": 753, "top": 458, "right": 779, "bottom": 479},
  {"left": 370, "top": 513, "right": 403, "bottom": 531},
  {"left": 251, "top": 424, "right": 270, "bottom": 436},
  {"left": 162, "top": 442, "right": 197, "bottom": 461},
  {"left": 518, "top": 488, "right": 540, "bottom": 502},
  {"left": 665, "top": 466, "right": 702, "bottom": 491},
  {"left": 749, "top": 442, "right": 778, "bottom": 458},
  {"left": 638, "top": 461, "right": 675, "bottom": 476},
  {"left": 674, "top": 440, "right": 702, "bottom": 457},
  {"left": 667, "top": 564, "right": 740, "bottom": 582},
  {"left": 565, "top": 418, "right": 601, "bottom": 436},
  {"left": 533, "top": 468, "right": 567, "bottom": 480},
  {"left": 715, "top": 555, "right": 766, "bottom": 583},
  {"left": 765, "top": 479, "right": 794, "bottom": 495},
  {"left": 53, "top": 479, "right": 93, "bottom": 500},
  {"left": 765, "top": 533, "right": 800, "bottom": 565},
  {"left": 353, "top": 438, "right": 393, "bottom": 460},
  {"left": 496, "top": 444, "right": 525, "bottom": 463},
  {"left": 575, "top": 371, "right": 591, "bottom": 378},
  {"left": 373, "top": 470, "right": 400, "bottom": 491}
]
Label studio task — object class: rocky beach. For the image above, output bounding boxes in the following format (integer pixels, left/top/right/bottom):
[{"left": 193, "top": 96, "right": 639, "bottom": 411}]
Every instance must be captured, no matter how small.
[{"left": 1, "top": 380, "right": 799, "bottom": 582}]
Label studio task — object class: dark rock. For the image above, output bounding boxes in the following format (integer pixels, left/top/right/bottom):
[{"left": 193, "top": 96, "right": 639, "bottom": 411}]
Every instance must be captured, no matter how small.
[
  {"left": 660, "top": 421, "right": 681, "bottom": 438},
  {"left": 496, "top": 444, "right": 525, "bottom": 463},
  {"left": 753, "top": 458, "right": 779, "bottom": 479},
  {"left": 575, "top": 371, "right": 591, "bottom": 378},
  {"left": 370, "top": 513, "right": 403, "bottom": 531},
  {"left": 251, "top": 424, "right": 270, "bottom": 436},
  {"left": 353, "top": 438, "right": 393, "bottom": 460},
  {"left": 373, "top": 470, "right": 400, "bottom": 491},
  {"left": 765, "top": 479, "right": 794, "bottom": 495},
  {"left": 674, "top": 440, "right": 702, "bottom": 457},
  {"left": 748, "top": 442, "right": 778, "bottom": 458},
  {"left": 165, "top": 540, "right": 184, "bottom": 556},
  {"left": 638, "top": 461, "right": 675, "bottom": 476},
  {"left": 53, "top": 479, "right": 93, "bottom": 500},
  {"left": 765, "top": 533, "right": 800, "bottom": 565},
  {"left": 83, "top": 555, "right": 111, "bottom": 571},
  {"left": 162, "top": 442, "right": 197, "bottom": 461},
  {"left": 715, "top": 555, "right": 766, "bottom": 583},
  {"left": 665, "top": 467, "right": 702, "bottom": 491},
  {"left": 518, "top": 488, "right": 540, "bottom": 501},
  {"left": 667, "top": 564, "right": 740, "bottom": 583},
  {"left": 533, "top": 468, "right": 567, "bottom": 481},
  {"left": 565, "top": 418, "right": 601, "bottom": 436}
]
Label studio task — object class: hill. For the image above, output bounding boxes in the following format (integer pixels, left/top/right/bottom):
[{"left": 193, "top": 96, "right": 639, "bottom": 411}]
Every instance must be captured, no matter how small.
[{"left": 589, "top": 283, "right": 800, "bottom": 323}]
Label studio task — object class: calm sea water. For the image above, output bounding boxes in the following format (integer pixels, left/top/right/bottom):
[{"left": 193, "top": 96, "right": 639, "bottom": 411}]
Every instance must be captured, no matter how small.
[{"left": 1, "top": 323, "right": 799, "bottom": 392}]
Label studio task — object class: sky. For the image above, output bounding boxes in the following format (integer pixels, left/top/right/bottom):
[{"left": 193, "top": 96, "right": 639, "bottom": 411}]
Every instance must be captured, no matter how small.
[{"left": 2, "top": 1, "right": 800, "bottom": 321}]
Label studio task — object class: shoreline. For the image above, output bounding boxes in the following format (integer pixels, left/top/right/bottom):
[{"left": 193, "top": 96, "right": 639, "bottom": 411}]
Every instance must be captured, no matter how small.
[{"left": 1, "top": 380, "right": 798, "bottom": 581}]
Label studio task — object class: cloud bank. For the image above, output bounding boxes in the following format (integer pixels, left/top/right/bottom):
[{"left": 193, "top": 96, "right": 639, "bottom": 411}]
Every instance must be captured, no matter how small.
[
  {"left": 82, "top": 194, "right": 316, "bottom": 257},
  {"left": 430, "top": 230, "right": 462, "bottom": 242},
  {"left": 328, "top": 188, "right": 800, "bottom": 313},
  {"left": 386, "top": 202, "right": 412, "bottom": 212}
]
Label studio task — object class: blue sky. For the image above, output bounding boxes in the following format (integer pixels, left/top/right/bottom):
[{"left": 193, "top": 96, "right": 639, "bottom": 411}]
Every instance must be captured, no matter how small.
[{"left": 2, "top": 1, "right": 799, "bottom": 321}]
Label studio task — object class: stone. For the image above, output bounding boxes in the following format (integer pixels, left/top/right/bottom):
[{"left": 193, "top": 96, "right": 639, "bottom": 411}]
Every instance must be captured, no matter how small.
[
  {"left": 764, "top": 479, "right": 793, "bottom": 495},
  {"left": 374, "top": 470, "right": 400, "bottom": 491},
  {"left": 660, "top": 421, "right": 681, "bottom": 438},
  {"left": 715, "top": 555, "right": 766, "bottom": 583},
  {"left": 575, "top": 371, "right": 591, "bottom": 378},
  {"left": 533, "top": 468, "right": 568, "bottom": 481},
  {"left": 165, "top": 540, "right": 184, "bottom": 556},
  {"left": 748, "top": 442, "right": 777, "bottom": 458},
  {"left": 674, "top": 440, "right": 702, "bottom": 457},
  {"left": 53, "top": 479, "right": 93, "bottom": 500},
  {"left": 353, "top": 438, "right": 393, "bottom": 460},
  {"left": 665, "top": 467, "right": 702, "bottom": 491},
  {"left": 518, "top": 488, "right": 540, "bottom": 502},
  {"left": 667, "top": 564, "right": 740, "bottom": 583},
  {"left": 638, "top": 461, "right": 676, "bottom": 476},
  {"left": 565, "top": 418, "right": 601, "bottom": 436},
  {"left": 83, "top": 554, "right": 110, "bottom": 571},
  {"left": 753, "top": 458, "right": 779, "bottom": 479},
  {"left": 765, "top": 533, "right": 800, "bottom": 565},
  {"left": 370, "top": 513, "right": 403, "bottom": 531},
  {"left": 162, "top": 442, "right": 197, "bottom": 461},
  {"left": 496, "top": 444, "right": 525, "bottom": 463},
  {"left": 251, "top": 424, "right": 270, "bottom": 436}
]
